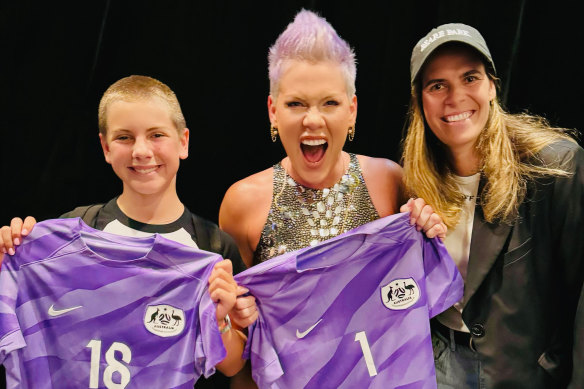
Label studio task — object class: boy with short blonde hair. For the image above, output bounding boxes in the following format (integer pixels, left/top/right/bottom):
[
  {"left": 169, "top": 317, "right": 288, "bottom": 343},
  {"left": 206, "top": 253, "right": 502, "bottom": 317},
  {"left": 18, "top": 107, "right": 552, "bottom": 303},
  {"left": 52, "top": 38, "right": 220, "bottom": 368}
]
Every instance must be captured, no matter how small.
[{"left": 0, "top": 75, "right": 249, "bottom": 388}]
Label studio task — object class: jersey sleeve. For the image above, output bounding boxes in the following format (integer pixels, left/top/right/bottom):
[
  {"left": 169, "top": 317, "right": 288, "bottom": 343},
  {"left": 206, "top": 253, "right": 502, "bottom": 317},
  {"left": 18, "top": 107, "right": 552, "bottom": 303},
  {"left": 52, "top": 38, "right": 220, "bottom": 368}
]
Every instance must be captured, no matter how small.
[
  {"left": 0, "top": 259, "right": 26, "bottom": 363},
  {"left": 195, "top": 263, "right": 227, "bottom": 378},
  {"left": 423, "top": 237, "right": 464, "bottom": 318}
]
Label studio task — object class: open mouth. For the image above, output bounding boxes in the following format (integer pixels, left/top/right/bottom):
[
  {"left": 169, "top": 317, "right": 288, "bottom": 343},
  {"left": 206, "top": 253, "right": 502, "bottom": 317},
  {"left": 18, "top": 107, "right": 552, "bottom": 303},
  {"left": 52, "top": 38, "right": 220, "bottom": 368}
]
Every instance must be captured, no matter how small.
[
  {"left": 443, "top": 111, "right": 473, "bottom": 123},
  {"left": 301, "top": 139, "right": 328, "bottom": 163}
]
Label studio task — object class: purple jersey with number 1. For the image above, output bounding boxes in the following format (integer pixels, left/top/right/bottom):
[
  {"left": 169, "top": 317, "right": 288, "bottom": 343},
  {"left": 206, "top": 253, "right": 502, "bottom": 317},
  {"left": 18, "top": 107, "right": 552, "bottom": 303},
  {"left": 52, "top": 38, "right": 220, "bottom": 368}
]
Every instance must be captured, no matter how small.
[
  {"left": 0, "top": 218, "right": 226, "bottom": 389},
  {"left": 234, "top": 212, "right": 462, "bottom": 389}
]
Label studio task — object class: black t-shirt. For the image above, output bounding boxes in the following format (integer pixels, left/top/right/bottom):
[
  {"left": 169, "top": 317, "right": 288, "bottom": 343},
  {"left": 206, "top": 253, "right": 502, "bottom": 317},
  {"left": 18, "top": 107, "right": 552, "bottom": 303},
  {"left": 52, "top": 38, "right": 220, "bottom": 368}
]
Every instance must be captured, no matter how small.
[{"left": 61, "top": 198, "right": 246, "bottom": 275}]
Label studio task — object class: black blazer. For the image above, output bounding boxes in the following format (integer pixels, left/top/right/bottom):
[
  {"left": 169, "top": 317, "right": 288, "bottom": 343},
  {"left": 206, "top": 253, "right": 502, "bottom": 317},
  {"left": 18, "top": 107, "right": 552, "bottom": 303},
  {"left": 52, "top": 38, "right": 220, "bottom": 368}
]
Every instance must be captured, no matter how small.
[{"left": 461, "top": 140, "right": 584, "bottom": 388}]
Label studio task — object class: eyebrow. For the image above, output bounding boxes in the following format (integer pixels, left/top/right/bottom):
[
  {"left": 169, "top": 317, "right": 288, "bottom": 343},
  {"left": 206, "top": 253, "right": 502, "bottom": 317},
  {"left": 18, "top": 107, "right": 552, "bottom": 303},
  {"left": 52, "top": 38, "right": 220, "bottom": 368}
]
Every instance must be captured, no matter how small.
[
  {"left": 110, "top": 126, "right": 167, "bottom": 134},
  {"left": 108, "top": 128, "right": 131, "bottom": 135},
  {"left": 423, "top": 78, "right": 443, "bottom": 89},
  {"left": 462, "top": 69, "right": 482, "bottom": 77},
  {"left": 423, "top": 69, "right": 483, "bottom": 89}
]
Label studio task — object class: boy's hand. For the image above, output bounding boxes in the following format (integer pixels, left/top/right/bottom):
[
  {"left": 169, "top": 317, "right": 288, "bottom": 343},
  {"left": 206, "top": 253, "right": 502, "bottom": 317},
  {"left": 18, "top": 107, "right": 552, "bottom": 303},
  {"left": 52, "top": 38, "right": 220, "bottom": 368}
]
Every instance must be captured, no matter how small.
[
  {"left": 208, "top": 259, "right": 238, "bottom": 323},
  {"left": 400, "top": 198, "right": 447, "bottom": 240},
  {"left": 0, "top": 216, "right": 37, "bottom": 256},
  {"left": 230, "top": 288, "right": 259, "bottom": 328}
]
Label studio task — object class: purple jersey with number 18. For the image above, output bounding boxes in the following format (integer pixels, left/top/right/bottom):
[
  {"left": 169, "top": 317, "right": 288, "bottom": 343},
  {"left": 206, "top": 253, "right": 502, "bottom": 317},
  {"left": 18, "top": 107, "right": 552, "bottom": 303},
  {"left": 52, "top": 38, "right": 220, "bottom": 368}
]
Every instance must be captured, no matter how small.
[
  {"left": 234, "top": 212, "right": 463, "bottom": 389},
  {"left": 0, "top": 218, "right": 226, "bottom": 389}
]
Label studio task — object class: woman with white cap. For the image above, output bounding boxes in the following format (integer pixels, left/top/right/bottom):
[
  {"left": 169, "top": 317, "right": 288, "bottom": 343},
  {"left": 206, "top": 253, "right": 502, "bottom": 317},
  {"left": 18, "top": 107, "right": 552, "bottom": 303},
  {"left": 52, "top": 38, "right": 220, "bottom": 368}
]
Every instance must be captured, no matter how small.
[{"left": 402, "top": 23, "right": 584, "bottom": 387}]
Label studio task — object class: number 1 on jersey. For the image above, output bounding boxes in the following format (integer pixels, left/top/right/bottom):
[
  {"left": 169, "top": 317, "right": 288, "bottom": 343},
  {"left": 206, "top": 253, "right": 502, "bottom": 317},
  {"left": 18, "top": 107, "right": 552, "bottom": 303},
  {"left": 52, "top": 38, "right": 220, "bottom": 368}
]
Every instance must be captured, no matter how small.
[{"left": 354, "top": 331, "right": 378, "bottom": 377}]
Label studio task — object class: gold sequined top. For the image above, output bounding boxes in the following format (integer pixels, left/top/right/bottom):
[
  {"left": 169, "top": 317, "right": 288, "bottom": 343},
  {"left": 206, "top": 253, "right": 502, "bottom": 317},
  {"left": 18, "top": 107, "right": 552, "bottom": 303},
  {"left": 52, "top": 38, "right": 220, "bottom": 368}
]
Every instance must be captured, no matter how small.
[{"left": 253, "top": 153, "right": 379, "bottom": 265}]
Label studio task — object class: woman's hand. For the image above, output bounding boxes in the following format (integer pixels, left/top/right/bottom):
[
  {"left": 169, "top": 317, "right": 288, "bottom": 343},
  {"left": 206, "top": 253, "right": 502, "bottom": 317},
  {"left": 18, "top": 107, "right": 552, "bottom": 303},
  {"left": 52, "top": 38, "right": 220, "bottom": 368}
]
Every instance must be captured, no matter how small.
[
  {"left": 230, "top": 288, "right": 259, "bottom": 329},
  {"left": 400, "top": 198, "right": 447, "bottom": 240},
  {"left": 208, "top": 259, "right": 238, "bottom": 323},
  {"left": 1, "top": 216, "right": 37, "bottom": 258}
]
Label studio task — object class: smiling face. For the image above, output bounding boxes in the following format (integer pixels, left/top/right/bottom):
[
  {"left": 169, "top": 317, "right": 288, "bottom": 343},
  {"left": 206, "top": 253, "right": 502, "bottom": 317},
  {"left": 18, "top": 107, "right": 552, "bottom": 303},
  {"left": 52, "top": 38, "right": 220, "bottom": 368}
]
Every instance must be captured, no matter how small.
[
  {"left": 100, "top": 98, "right": 189, "bottom": 199},
  {"left": 268, "top": 60, "right": 357, "bottom": 188},
  {"left": 421, "top": 45, "right": 496, "bottom": 164}
]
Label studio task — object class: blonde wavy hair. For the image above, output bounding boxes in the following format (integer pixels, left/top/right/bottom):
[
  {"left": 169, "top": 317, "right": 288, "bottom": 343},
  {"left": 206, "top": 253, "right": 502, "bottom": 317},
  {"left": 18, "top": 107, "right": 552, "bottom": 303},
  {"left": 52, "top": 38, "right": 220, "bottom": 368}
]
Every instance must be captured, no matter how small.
[{"left": 401, "top": 71, "right": 575, "bottom": 229}]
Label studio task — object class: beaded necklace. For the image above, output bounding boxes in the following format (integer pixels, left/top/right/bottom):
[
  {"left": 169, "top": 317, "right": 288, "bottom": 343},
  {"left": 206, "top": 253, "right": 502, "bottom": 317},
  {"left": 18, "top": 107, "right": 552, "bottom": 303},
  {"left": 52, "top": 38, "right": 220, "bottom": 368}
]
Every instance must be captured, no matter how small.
[{"left": 253, "top": 153, "right": 379, "bottom": 264}]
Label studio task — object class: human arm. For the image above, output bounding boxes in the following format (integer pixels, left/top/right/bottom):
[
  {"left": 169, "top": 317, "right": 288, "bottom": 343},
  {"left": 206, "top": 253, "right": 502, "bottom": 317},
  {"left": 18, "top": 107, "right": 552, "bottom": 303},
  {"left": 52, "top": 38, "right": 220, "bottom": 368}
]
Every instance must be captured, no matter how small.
[
  {"left": 219, "top": 169, "right": 273, "bottom": 268},
  {"left": 548, "top": 142, "right": 584, "bottom": 388},
  {"left": 0, "top": 216, "right": 37, "bottom": 258},
  {"left": 522, "top": 141, "right": 584, "bottom": 387},
  {"left": 208, "top": 259, "right": 247, "bottom": 376},
  {"left": 219, "top": 185, "right": 256, "bottom": 268},
  {"left": 209, "top": 224, "right": 259, "bottom": 328},
  {"left": 571, "top": 286, "right": 584, "bottom": 387},
  {"left": 219, "top": 172, "right": 270, "bottom": 329}
]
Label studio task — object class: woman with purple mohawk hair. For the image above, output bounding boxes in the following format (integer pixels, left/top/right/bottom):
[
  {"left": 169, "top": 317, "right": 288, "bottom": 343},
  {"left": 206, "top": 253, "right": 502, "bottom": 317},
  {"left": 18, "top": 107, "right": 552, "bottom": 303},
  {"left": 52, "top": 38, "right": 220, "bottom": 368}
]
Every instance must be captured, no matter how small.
[
  {"left": 222, "top": 8, "right": 444, "bottom": 270},
  {"left": 220, "top": 10, "right": 447, "bottom": 387}
]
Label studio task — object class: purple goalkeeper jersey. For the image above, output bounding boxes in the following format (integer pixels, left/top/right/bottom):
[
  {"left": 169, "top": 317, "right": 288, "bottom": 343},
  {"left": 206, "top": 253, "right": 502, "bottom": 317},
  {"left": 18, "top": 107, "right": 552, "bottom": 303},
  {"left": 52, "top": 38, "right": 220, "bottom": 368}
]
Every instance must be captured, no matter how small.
[
  {"left": 0, "top": 218, "right": 226, "bottom": 389},
  {"left": 234, "top": 212, "right": 462, "bottom": 389}
]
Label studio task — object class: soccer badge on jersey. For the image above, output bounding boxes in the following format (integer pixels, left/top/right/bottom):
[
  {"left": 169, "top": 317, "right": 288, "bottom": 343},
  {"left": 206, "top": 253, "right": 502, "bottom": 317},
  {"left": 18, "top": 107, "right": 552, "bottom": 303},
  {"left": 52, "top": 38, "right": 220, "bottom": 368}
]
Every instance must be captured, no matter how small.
[
  {"left": 381, "top": 278, "right": 420, "bottom": 310},
  {"left": 144, "top": 304, "right": 185, "bottom": 337}
]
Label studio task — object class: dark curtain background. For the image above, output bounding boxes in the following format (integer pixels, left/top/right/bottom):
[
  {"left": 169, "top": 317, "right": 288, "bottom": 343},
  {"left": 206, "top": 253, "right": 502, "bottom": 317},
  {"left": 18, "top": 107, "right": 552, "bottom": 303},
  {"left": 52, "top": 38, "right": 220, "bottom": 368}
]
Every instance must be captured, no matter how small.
[{"left": 1, "top": 0, "right": 582, "bottom": 226}]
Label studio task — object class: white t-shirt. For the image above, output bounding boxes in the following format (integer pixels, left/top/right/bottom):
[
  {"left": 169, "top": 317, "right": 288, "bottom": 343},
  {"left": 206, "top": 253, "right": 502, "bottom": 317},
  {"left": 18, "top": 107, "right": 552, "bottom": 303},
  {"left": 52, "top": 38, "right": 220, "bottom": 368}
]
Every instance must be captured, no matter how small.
[{"left": 437, "top": 173, "right": 480, "bottom": 332}]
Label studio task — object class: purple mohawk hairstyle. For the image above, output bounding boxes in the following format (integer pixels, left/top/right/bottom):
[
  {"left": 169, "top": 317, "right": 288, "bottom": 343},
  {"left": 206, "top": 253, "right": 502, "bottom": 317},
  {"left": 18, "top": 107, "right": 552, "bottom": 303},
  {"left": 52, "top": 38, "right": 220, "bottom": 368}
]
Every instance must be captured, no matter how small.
[{"left": 268, "top": 9, "right": 357, "bottom": 99}]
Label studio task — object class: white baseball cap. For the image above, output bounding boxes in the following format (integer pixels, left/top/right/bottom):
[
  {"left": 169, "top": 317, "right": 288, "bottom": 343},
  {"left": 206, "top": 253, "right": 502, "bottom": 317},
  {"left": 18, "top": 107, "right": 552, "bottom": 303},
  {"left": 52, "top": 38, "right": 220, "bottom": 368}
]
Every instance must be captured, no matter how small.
[{"left": 410, "top": 23, "right": 496, "bottom": 84}]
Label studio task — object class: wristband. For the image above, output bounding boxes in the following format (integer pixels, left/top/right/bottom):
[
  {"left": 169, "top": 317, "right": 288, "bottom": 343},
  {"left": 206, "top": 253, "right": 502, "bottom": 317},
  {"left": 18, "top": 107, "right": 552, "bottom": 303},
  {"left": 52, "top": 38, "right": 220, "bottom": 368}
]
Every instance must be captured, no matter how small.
[{"left": 218, "top": 314, "right": 232, "bottom": 334}]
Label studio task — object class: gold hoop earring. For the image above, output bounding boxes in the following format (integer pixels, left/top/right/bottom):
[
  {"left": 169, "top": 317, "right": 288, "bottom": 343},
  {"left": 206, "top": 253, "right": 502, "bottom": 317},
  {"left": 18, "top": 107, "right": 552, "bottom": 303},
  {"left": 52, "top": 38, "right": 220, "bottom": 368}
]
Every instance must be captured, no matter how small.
[
  {"left": 270, "top": 125, "right": 278, "bottom": 142},
  {"left": 348, "top": 126, "right": 355, "bottom": 142}
]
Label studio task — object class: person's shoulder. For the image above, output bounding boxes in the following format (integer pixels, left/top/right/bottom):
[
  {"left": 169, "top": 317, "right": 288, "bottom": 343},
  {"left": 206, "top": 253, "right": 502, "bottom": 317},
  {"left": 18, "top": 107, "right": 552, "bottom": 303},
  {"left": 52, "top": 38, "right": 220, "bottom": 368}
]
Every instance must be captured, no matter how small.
[
  {"left": 537, "top": 139, "right": 584, "bottom": 169},
  {"left": 355, "top": 154, "right": 404, "bottom": 217},
  {"left": 187, "top": 211, "right": 225, "bottom": 247},
  {"left": 356, "top": 154, "right": 403, "bottom": 180},
  {"left": 59, "top": 203, "right": 105, "bottom": 219},
  {"left": 187, "top": 211, "right": 221, "bottom": 236},
  {"left": 221, "top": 167, "right": 274, "bottom": 211},
  {"left": 226, "top": 167, "right": 273, "bottom": 195}
]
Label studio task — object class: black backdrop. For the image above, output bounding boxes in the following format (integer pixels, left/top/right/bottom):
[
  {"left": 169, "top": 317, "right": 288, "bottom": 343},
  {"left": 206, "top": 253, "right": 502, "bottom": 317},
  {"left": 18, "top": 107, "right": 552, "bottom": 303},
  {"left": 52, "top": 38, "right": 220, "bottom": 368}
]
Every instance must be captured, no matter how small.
[{"left": 1, "top": 0, "right": 582, "bottom": 226}]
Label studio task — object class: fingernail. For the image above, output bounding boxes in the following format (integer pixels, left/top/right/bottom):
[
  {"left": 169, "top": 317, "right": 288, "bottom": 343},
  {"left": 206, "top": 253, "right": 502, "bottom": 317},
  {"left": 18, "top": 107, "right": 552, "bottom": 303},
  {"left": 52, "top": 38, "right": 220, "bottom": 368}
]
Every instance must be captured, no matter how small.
[
  {"left": 8, "top": 248, "right": 15, "bottom": 256},
  {"left": 14, "top": 238, "right": 20, "bottom": 246},
  {"left": 21, "top": 229, "right": 28, "bottom": 236},
  {"left": 1, "top": 247, "right": 6, "bottom": 254},
  {"left": 410, "top": 218, "right": 416, "bottom": 225}
]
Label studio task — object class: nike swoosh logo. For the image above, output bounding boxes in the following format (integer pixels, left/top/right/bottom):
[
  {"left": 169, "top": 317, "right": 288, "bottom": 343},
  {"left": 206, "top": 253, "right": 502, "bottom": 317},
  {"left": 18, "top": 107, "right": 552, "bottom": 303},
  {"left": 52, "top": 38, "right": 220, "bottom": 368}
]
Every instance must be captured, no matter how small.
[
  {"left": 296, "top": 319, "right": 323, "bottom": 339},
  {"left": 48, "top": 304, "right": 83, "bottom": 317}
]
